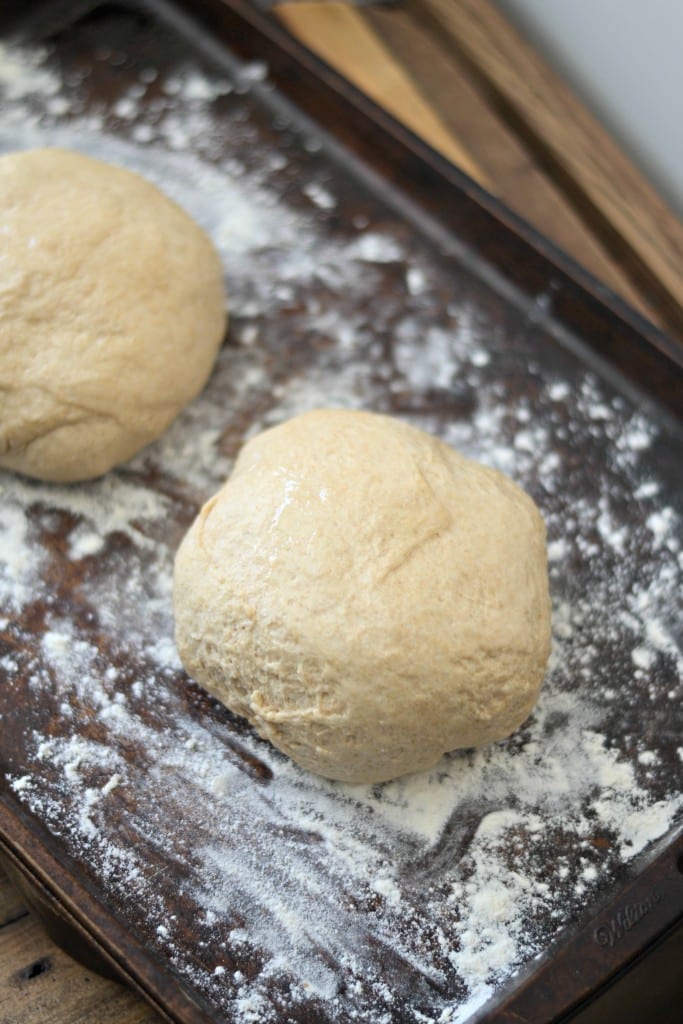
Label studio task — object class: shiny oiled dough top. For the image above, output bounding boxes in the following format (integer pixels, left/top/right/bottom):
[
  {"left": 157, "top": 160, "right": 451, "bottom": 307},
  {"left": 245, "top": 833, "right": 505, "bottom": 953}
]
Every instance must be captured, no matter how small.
[
  {"left": 174, "top": 410, "right": 552, "bottom": 783},
  {"left": 0, "top": 148, "right": 227, "bottom": 482}
]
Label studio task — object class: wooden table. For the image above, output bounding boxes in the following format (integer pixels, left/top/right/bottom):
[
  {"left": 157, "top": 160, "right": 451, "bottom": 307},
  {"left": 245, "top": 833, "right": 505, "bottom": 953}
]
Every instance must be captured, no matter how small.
[{"left": 2, "top": 2, "right": 682, "bottom": 1022}]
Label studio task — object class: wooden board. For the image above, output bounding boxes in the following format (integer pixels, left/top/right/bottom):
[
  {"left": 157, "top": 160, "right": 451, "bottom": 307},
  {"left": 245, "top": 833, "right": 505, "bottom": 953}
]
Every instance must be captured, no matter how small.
[
  {"left": 274, "top": 2, "right": 490, "bottom": 186},
  {"left": 0, "top": 2, "right": 682, "bottom": 1023},
  {"left": 409, "top": 0, "right": 683, "bottom": 338},
  {"left": 0, "top": 863, "right": 160, "bottom": 1024},
  {"left": 275, "top": 1, "right": 665, "bottom": 328}
]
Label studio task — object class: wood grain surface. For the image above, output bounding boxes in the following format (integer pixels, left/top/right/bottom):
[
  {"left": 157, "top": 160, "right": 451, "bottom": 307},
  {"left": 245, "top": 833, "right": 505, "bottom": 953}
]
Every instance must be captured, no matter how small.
[
  {"left": 275, "top": 2, "right": 489, "bottom": 185},
  {"left": 276, "top": 0, "right": 683, "bottom": 334},
  {"left": 408, "top": 0, "right": 683, "bottom": 337},
  {"left": 0, "top": 864, "right": 161, "bottom": 1024},
  {"left": 2, "top": 1, "right": 681, "bottom": 1023},
  {"left": 360, "top": 5, "right": 665, "bottom": 324}
]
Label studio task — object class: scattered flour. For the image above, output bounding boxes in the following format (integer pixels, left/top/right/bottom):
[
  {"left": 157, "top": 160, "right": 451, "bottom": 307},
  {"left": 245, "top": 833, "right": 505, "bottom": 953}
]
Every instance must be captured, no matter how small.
[
  {"left": 0, "top": 24, "right": 681, "bottom": 1024},
  {"left": 303, "top": 181, "right": 337, "bottom": 211}
]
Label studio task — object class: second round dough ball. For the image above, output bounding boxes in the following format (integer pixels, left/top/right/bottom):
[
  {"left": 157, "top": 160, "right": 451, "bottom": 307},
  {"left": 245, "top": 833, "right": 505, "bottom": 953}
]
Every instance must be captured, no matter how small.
[
  {"left": 0, "top": 148, "right": 227, "bottom": 482},
  {"left": 174, "top": 409, "right": 551, "bottom": 784}
]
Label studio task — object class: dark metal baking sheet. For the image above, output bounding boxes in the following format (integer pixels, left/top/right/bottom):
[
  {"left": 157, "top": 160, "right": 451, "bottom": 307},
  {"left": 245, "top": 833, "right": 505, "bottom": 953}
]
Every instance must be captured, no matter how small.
[{"left": 0, "top": 2, "right": 681, "bottom": 1023}]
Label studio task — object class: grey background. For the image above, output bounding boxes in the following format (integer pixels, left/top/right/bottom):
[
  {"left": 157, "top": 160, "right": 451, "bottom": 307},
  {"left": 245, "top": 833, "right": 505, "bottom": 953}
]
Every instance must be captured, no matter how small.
[{"left": 494, "top": 0, "right": 683, "bottom": 217}]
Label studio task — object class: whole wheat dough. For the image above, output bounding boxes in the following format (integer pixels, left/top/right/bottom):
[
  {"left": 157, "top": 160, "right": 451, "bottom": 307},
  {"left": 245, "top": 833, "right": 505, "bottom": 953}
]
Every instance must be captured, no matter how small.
[
  {"left": 0, "top": 148, "right": 227, "bottom": 482},
  {"left": 174, "top": 409, "right": 551, "bottom": 783}
]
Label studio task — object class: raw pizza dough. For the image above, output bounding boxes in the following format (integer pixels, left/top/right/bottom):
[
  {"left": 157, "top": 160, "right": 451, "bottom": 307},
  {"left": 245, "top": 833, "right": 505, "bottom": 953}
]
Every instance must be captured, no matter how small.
[
  {"left": 0, "top": 148, "right": 227, "bottom": 482},
  {"left": 174, "top": 409, "right": 552, "bottom": 784}
]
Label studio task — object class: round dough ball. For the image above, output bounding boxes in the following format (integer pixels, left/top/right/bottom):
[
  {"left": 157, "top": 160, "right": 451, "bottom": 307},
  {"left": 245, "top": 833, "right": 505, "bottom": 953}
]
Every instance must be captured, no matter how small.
[
  {"left": 0, "top": 148, "right": 227, "bottom": 482},
  {"left": 174, "top": 409, "right": 551, "bottom": 784}
]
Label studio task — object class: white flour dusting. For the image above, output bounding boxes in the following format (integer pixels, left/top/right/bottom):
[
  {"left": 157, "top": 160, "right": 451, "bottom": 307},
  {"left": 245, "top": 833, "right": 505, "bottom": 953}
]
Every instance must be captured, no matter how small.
[{"left": 0, "top": 22, "right": 682, "bottom": 1024}]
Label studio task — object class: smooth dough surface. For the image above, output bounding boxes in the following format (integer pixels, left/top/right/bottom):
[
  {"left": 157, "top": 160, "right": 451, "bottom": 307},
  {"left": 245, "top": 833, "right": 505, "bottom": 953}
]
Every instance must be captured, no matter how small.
[
  {"left": 0, "top": 148, "right": 227, "bottom": 482},
  {"left": 174, "top": 409, "right": 552, "bottom": 783}
]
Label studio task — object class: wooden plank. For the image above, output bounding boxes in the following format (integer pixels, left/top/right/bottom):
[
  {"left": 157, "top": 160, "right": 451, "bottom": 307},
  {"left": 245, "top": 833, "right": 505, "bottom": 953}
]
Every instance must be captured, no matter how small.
[
  {"left": 275, "top": 1, "right": 490, "bottom": 187},
  {"left": 364, "top": 5, "right": 660, "bottom": 325},
  {"left": 0, "top": 911, "right": 161, "bottom": 1024},
  {"left": 410, "top": 0, "right": 683, "bottom": 336}
]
